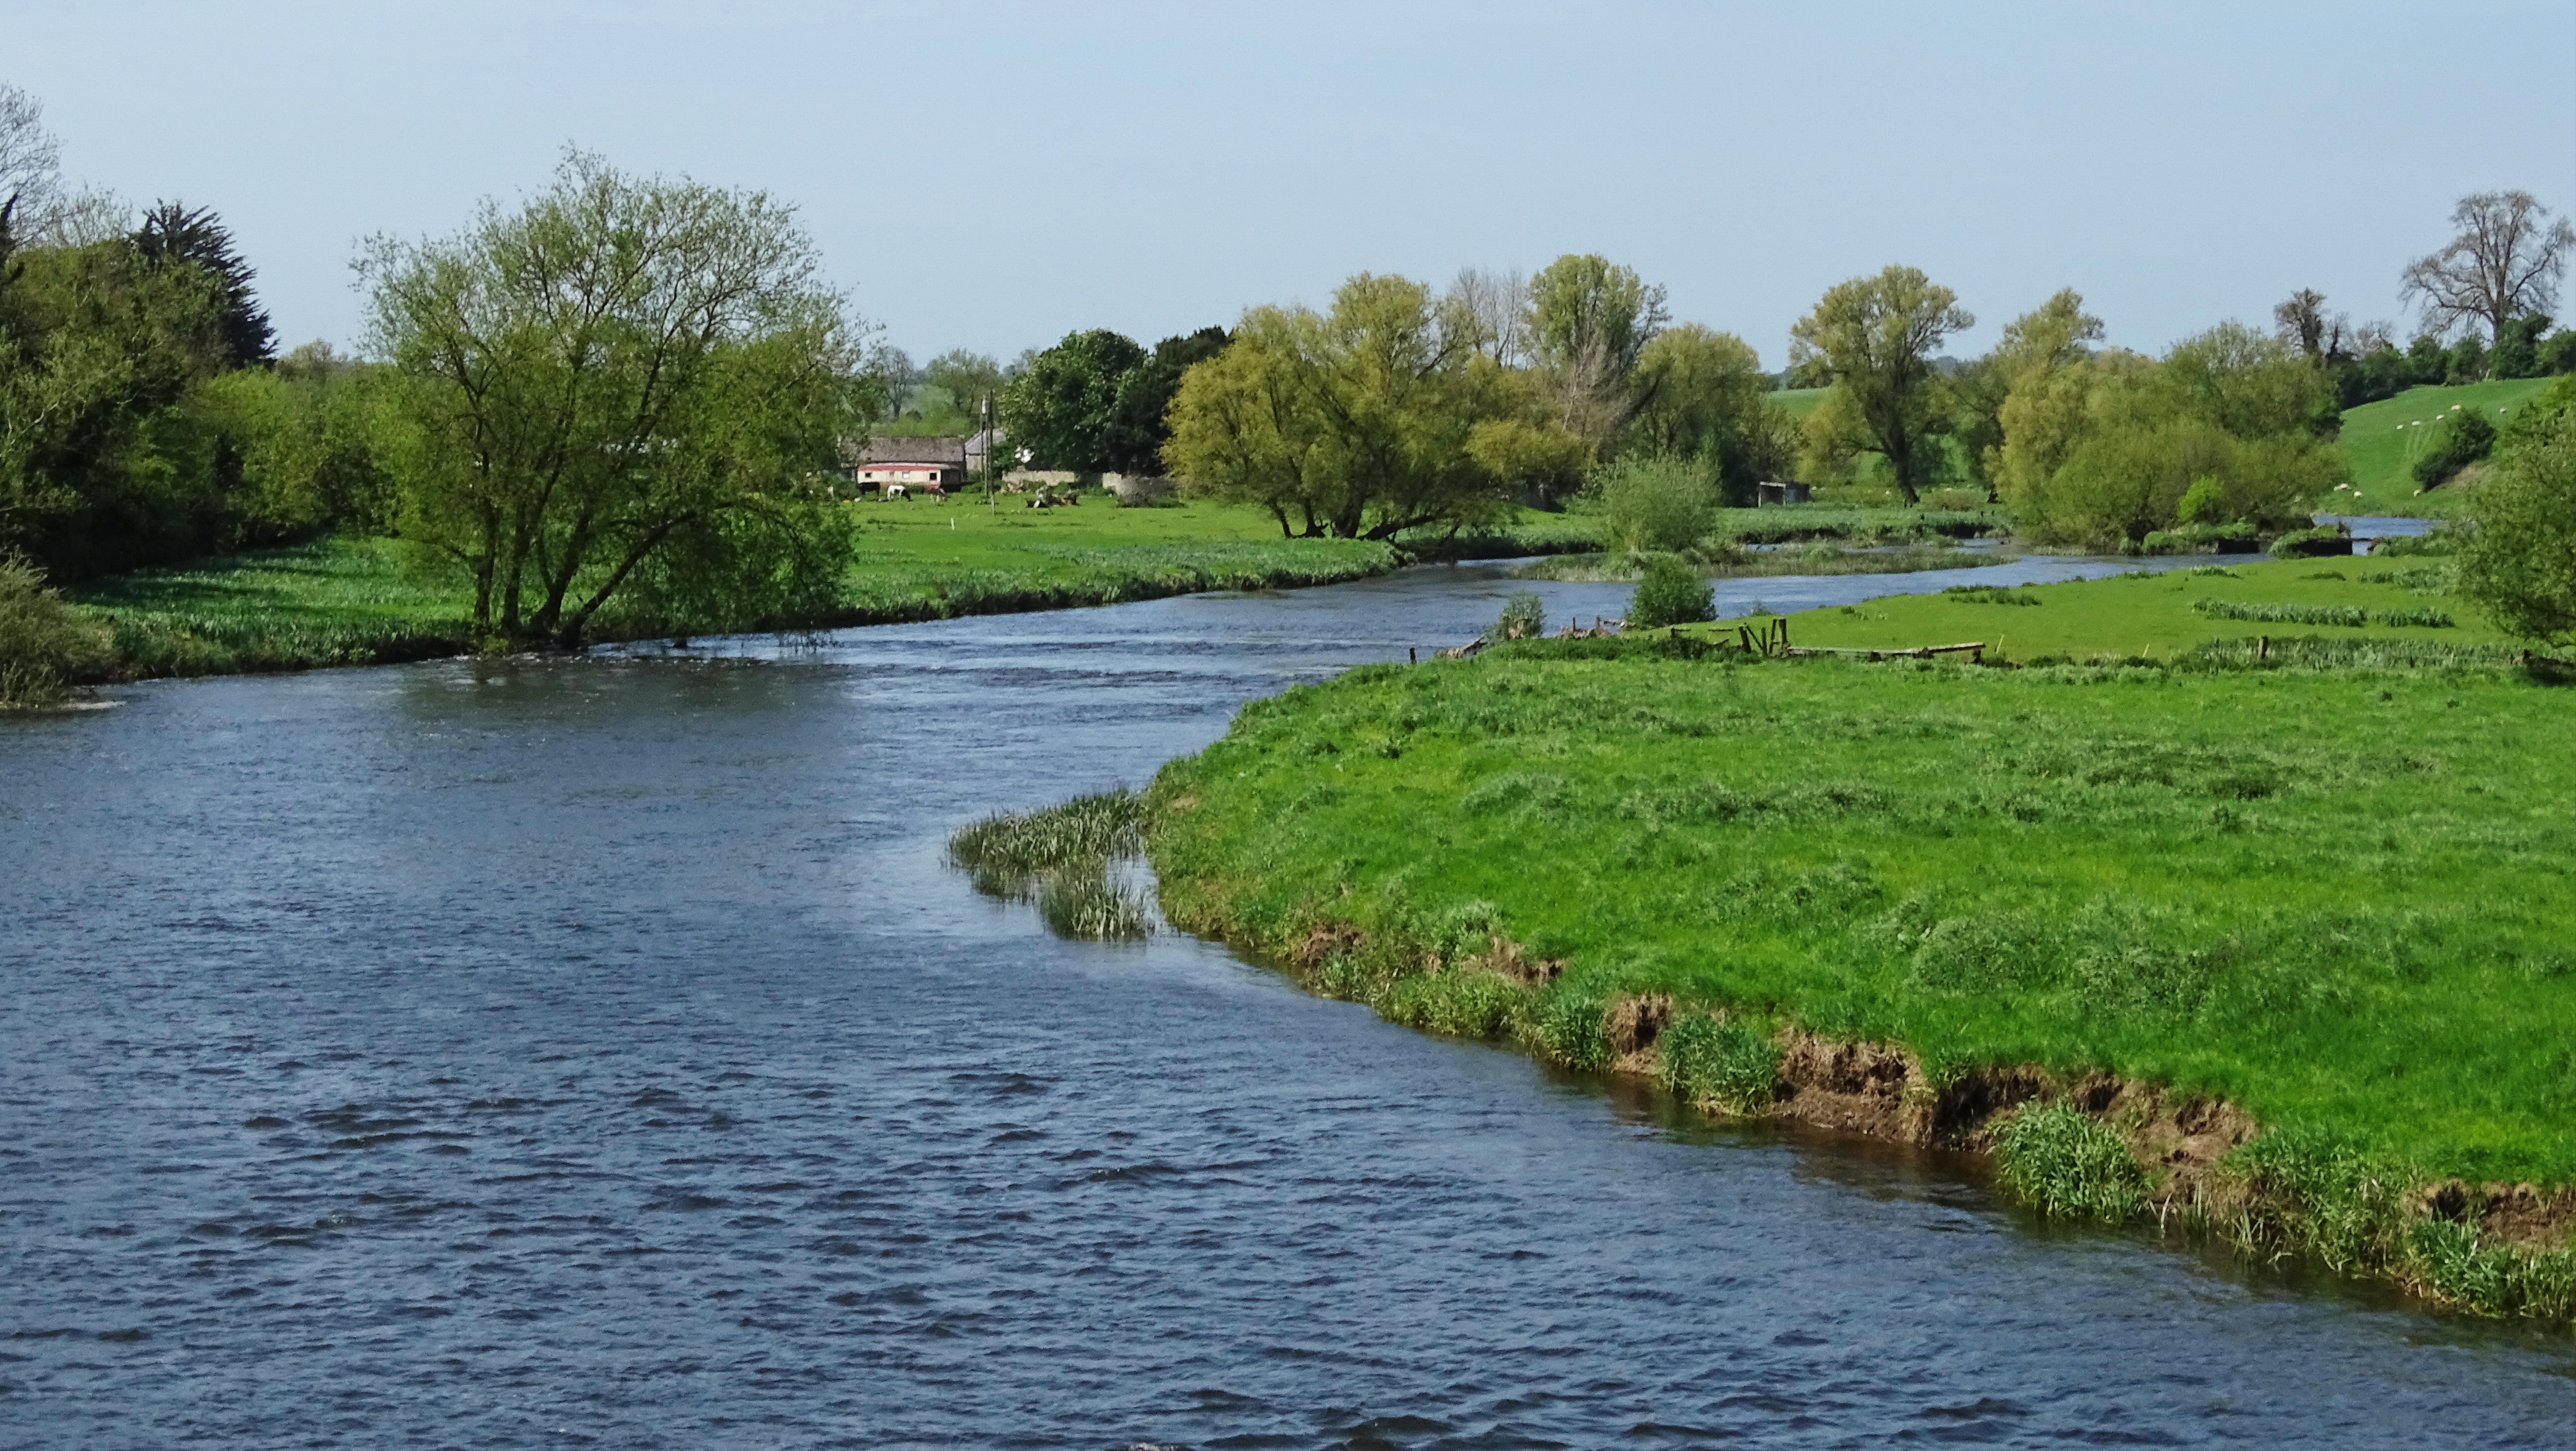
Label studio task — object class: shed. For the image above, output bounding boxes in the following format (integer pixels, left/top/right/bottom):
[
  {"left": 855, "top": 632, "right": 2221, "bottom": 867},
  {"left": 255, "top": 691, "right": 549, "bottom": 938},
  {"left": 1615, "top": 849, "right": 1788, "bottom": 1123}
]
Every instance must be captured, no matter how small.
[{"left": 840, "top": 435, "right": 969, "bottom": 493}]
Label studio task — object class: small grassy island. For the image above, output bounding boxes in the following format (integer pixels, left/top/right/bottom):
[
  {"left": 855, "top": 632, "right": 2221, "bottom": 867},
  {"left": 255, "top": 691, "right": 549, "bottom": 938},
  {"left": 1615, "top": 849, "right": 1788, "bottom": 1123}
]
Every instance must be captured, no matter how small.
[{"left": 1126, "top": 563, "right": 2576, "bottom": 1320}]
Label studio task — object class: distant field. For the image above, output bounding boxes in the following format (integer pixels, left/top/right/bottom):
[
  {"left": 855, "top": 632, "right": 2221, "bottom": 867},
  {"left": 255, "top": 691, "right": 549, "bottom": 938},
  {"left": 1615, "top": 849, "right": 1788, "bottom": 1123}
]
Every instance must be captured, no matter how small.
[
  {"left": 62, "top": 498, "right": 1616, "bottom": 678},
  {"left": 2332, "top": 378, "right": 2554, "bottom": 516},
  {"left": 1766, "top": 387, "right": 1827, "bottom": 418},
  {"left": 1682, "top": 556, "right": 2500, "bottom": 662}
]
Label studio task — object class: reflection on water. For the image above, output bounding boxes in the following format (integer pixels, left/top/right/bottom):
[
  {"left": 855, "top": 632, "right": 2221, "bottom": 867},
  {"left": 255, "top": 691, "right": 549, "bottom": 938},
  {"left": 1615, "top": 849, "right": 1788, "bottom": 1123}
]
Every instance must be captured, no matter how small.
[{"left": 2, "top": 558, "right": 2567, "bottom": 1449}]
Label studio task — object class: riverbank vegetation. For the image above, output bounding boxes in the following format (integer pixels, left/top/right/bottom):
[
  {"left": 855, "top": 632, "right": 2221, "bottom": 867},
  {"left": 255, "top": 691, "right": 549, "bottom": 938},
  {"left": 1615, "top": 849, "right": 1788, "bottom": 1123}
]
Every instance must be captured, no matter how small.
[
  {"left": 1141, "top": 644, "right": 2576, "bottom": 1317},
  {"left": 1719, "top": 555, "right": 2507, "bottom": 662}
]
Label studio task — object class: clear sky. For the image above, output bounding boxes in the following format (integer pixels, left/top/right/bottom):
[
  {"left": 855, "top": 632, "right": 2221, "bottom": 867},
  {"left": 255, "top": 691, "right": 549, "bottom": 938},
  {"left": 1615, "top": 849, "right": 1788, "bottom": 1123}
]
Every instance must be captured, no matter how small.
[{"left": 11, "top": 0, "right": 2574, "bottom": 369}]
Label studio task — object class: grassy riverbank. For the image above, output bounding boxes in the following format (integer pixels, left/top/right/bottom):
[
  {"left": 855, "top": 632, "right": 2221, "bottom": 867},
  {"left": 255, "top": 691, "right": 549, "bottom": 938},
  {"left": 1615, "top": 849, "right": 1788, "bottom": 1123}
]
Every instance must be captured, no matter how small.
[
  {"left": 41, "top": 499, "right": 2025, "bottom": 685},
  {"left": 1139, "top": 638, "right": 2576, "bottom": 1318},
  {"left": 45, "top": 500, "right": 1579, "bottom": 683},
  {"left": 1695, "top": 555, "right": 2506, "bottom": 661}
]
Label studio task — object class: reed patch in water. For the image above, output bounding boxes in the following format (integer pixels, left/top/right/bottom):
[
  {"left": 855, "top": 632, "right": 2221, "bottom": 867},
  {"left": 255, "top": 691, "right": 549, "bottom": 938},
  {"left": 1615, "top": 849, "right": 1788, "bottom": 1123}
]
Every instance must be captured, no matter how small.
[{"left": 948, "top": 789, "right": 1150, "bottom": 941}]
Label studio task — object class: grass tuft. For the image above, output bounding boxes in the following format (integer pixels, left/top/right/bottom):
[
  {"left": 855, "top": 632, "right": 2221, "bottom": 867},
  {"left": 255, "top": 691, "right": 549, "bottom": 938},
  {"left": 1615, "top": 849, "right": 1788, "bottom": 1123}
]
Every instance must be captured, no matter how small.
[
  {"left": 949, "top": 789, "right": 1150, "bottom": 941},
  {"left": 1655, "top": 1014, "right": 1780, "bottom": 1112},
  {"left": 1992, "top": 1103, "right": 2150, "bottom": 1222}
]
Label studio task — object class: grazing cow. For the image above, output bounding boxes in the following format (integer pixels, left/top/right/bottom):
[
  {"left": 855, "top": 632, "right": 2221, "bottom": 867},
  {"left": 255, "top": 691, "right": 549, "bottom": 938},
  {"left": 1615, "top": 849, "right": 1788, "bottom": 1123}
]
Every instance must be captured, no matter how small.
[{"left": 884, "top": 483, "right": 908, "bottom": 500}]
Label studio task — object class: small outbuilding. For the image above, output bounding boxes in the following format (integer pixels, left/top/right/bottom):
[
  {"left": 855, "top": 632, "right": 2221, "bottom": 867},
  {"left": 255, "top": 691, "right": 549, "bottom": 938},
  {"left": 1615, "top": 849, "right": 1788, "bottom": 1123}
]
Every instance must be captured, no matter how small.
[{"left": 840, "top": 435, "right": 970, "bottom": 494}]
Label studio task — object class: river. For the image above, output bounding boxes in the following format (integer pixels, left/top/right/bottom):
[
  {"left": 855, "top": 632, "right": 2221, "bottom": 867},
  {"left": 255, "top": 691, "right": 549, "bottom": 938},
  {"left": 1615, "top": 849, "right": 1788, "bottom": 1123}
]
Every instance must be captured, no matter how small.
[{"left": 4, "top": 546, "right": 2569, "bottom": 1449}]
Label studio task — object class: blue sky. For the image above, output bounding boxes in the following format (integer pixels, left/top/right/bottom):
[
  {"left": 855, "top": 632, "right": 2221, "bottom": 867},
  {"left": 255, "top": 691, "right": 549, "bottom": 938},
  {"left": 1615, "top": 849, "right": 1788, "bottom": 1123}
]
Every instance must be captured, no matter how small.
[{"left": 11, "top": 1, "right": 2573, "bottom": 368}]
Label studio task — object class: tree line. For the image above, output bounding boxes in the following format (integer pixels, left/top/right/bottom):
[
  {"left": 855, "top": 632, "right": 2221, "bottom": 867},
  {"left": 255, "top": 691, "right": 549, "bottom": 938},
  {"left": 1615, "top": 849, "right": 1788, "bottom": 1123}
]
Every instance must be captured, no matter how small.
[{"left": 5, "top": 63, "right": 2574, "bottom": 647}]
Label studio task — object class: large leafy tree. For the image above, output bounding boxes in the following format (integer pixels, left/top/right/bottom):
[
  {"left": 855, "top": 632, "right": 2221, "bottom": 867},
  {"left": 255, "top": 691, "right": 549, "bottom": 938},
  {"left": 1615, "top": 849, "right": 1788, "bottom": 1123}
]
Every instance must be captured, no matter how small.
[
  {"left": 0, "top": 232, "right": 234, "bottom": 575},
  {"left": 2000, "top": 322, "right": 2344, "bottom": 547},
  {"left": 360, "top": 150, "right": 868, "bottom": 646},
  {"left": 2402, "top": 191, "right": 2575, "bottom": 346},
  {"left": 1789, "top": 264, "right": 1972, "bottom": 504},
  {"left": 1954, "top": 289, "right": 2103, "bottom": 498},
  {"left": 1526, "top": 253, "right": 1668, "bottom": 454},
  {"left": 997, "top": 328, "right": 1146, "bottom": 471},
  {"left": 1164, "top": 272, "right": 1583, "bottom": 539},
  {"left": 1625, "top": 323, "right": 1787, "bottom": 505}
]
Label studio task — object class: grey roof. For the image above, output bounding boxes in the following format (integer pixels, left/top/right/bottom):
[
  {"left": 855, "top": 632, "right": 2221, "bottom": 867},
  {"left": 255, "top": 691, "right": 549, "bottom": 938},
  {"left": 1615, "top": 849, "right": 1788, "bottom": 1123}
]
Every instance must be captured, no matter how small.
[{"left": 842, "top": 434, "right": 969, "bottom": 468}]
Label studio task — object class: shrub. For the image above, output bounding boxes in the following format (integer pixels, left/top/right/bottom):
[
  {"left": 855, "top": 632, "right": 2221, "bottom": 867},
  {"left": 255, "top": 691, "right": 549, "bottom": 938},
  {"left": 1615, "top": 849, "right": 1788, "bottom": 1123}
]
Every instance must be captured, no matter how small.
[
  {"left": 1496, "top": 590, "right": 1545, "bottom": 642},
  {"left": 1379, "top": 970, "right": 1526, "bottom": 1039},
  {"left": 2412, "top": 408, "right": 2497, "bottom": 488},
  {"left": 0, "top": 556, "right": 116, "bottom": 706},
  {"left": 1592, "top": 455, "right": 1715, "bottom": 554},
  {"left": 2024, "top": 419, "right": 2337, "bottom": 549},
  {"left": 2175, "top": 474, "right": 2228, "bottom": 524},
  {"left": 2456, "top": 404, "right": 2576, "bottom": 643},
  {"left": 1525, "top": 987, "right": 1611, "bottom": 1069},
  {"left": 1991, "top": 1102, "right": 2148, "bottom": 1221},
  {"left": 1629, "top": 555, "right": 1714, "bottom": 627},
  {"left": 2221, "top": 1125, "right": 2414, "bottom": 1272}
]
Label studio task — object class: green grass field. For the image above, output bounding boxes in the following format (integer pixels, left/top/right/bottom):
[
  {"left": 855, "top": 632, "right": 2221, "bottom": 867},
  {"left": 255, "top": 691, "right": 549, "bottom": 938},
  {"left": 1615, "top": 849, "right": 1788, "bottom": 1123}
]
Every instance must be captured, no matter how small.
[
  {"left": 1684, "top": 556, "right": 2502, "bottom": 662},
  {"left": 2330, "top": 379, "right": 2554, "bottom": 516},
  {"left": 1150, "top": 651, "right": 2576, "bottom": 1183},
  {"left": 1143, "top": 639, "right": 2576, "bottom": 1312},
  {"left": 1767, "top": 387, "right": 1828, "bottom": 417},
  {"left": 59, "top": 498, "right": 1602, "bottom": 678}
]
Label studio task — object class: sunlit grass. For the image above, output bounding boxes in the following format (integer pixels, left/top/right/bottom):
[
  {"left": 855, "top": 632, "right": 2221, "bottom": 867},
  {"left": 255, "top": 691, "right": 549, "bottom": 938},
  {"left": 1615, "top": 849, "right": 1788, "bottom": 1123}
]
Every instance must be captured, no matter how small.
[{"left": 1148, "top": 647, "right": 2576, "bottom": 1186}]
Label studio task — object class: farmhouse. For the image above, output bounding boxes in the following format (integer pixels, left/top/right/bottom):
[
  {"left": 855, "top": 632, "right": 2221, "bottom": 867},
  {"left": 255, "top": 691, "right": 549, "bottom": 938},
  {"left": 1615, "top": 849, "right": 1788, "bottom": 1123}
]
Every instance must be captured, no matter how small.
[{"left": 840, "top": 435, "right": 969, "bottom": 493}]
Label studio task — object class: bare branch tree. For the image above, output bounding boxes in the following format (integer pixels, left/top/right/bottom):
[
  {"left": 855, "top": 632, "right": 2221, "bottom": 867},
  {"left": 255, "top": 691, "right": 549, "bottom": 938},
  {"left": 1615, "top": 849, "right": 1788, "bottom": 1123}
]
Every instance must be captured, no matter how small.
[
  {"left": 2273, "top": 289, "right": 2327, "bottom": 358},
  {"left": 1446, "top": 265, "right": 1529, "bottom": 367},
  {"left": 2273, "top": 288, "right": 2354, "bottom": 365},
  {"left": 0, "top": 82, "right": 62, "bottom": 231},
  {"left": 2400, "top": 190, "right": 2576, "bottom": 344}
]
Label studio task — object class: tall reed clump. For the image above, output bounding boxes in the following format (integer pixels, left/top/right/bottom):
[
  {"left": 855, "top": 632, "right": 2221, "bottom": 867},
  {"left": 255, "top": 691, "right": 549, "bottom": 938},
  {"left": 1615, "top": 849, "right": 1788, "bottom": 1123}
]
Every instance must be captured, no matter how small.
[
  {"left": 948, "top": 789, "right": 1151, "bottom": 941},
  {"left": 1655, "top": 1013, "right": 1780, "bottom": 1113},
  {"left": 0, "top": 557, "right": 115, "bottom": 706},
  {"left": 1992, "top": 1102, "right": 2151, "bottom": 1222},
  {"left": 2191, "top": 598, "right": 2454, "bottom": 629},
  {"left": 2205, "top": 1126, "right": 2576, "bottom": 1319}
]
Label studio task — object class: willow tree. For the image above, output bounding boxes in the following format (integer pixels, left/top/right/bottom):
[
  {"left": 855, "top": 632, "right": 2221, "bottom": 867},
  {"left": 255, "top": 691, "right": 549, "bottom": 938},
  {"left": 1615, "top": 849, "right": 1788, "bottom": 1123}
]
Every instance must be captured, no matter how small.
[
  {"left": 1163, "top": 272, "right": 1585, "bottom": 539},
  {"left": 361, "top": 151, "right": 867, "bottom": 646},
  {"left": 1789, "top": 265, "right": 1973, "bottom": 504}
]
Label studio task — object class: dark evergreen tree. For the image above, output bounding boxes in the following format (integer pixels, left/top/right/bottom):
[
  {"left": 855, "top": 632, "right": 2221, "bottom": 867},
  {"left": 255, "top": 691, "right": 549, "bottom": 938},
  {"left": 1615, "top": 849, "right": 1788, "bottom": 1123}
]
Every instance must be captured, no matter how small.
[
  {"left": 1104, "top": 325, "right": 1229, "bottom": 474},
  {"left": 133, "top": 201, "right": 274, "bottom": 367}
]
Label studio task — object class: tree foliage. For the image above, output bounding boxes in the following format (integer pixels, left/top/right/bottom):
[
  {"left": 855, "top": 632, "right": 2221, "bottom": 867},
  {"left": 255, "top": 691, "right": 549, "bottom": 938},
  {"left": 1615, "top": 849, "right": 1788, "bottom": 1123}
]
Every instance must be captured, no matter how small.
[
  {"left": 1105, "top": 326, "right": 1228, "bottom": 474},
  {"left": 2000, "top": 323, "right": 2345, "bottom": 547},
  {"left": 1627, "top": 323, "right": 1788, "bottom": 504},
  {"left": 1789, "top": 265, "right": 1973, "bottom": 504},
  {"left": 1955, "top": 289, "right": 2103, "bottom": 498},
  {"left": 1163, "top": 272, "right": 1584, "bottom": 539},
  {"left": 361, "top": 150, "right": 867, "bottom": 645},
  {"left": 1527, "top": 253, "right": 1668, "bottom": 457},
  {"left": 997, "top": 328, "right": 1147, "bottom": 472},
  {"left": 0, "top": 232, "right": 237, "bottom": 575},
  {"left": 133, "top": 202, "right": 274, "bottom": 367},
  {"left": 2456, "top": 384, "right": 2576, "bottom": 644}
]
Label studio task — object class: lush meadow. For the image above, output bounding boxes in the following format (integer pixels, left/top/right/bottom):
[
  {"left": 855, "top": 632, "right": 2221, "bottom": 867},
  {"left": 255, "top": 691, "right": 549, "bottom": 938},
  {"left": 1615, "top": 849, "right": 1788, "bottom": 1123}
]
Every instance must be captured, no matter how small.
[
  {"left": 1705, "top": 555, "right": 2505, "bottom": 661},
  {"left": 1140, "top": 636, "right": 2576, "bottom": 1315}
]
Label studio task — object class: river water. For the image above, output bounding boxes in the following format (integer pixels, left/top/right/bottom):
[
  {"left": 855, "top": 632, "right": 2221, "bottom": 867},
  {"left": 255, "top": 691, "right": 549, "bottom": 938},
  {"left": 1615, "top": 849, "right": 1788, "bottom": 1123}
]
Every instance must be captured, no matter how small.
[{"left": 4, "top": 548, "right": 2570, "bottom": 1449}]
